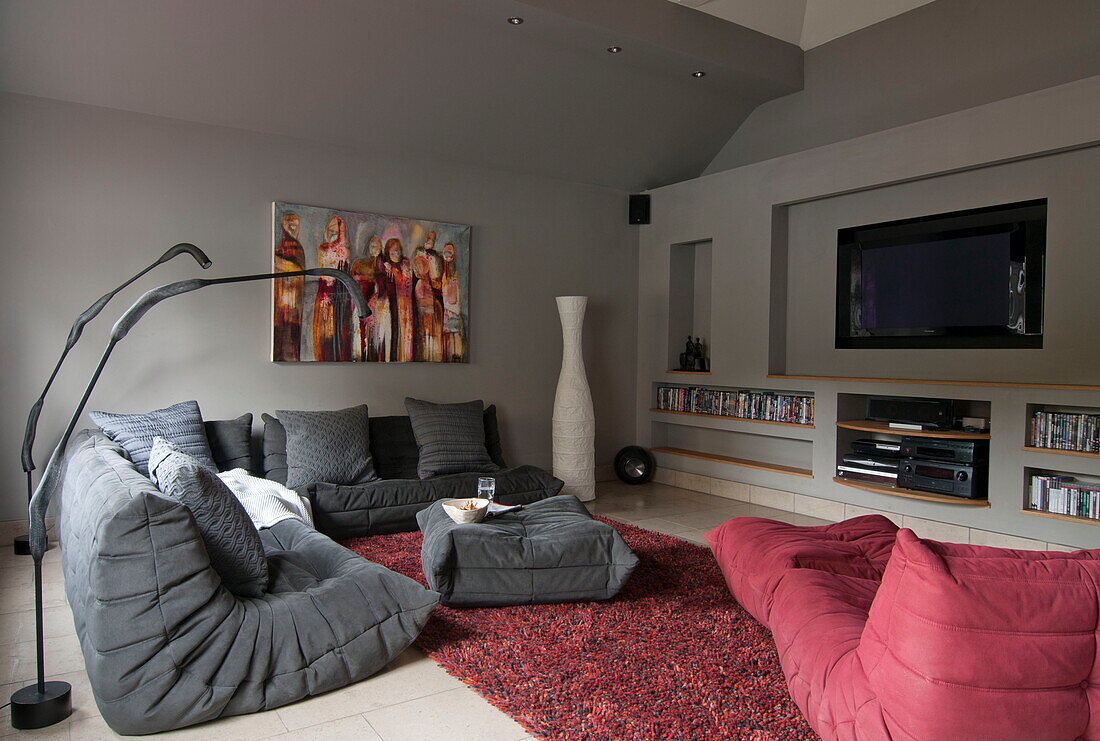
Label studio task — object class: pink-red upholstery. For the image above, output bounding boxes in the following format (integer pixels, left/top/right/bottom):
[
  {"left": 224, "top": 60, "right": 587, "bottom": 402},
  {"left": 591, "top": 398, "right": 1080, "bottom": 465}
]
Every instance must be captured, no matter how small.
[{"left": 707, "top": 516, "right": 1100, "bottom": 741}]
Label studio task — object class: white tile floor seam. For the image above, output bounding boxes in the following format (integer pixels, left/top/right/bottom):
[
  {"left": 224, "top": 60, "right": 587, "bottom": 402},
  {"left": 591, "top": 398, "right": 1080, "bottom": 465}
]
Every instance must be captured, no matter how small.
[{"left": 0, "top": 480, "right": 825, "bottom": 740}]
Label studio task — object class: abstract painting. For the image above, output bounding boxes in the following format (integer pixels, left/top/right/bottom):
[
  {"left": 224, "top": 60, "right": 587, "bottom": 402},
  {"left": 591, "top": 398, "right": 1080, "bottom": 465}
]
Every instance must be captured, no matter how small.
[{"left": 272, "top": 202, "right": 470, "bottom": 363}]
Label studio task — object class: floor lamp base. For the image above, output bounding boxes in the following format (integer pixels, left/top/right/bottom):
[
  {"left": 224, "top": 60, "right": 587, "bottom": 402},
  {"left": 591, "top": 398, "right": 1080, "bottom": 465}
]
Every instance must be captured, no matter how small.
[
  {"left": 13, "top": 534, "right": 31, "bottom": 556},
  {"left": 10, "top": 681, "right": 72, "bottom": 730}
]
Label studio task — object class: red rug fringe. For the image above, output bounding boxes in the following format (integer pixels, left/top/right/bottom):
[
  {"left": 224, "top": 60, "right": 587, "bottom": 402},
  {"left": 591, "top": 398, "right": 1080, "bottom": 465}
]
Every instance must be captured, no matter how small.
[{"left": 342, "top": 517, "right": 817, "bottom": 741}]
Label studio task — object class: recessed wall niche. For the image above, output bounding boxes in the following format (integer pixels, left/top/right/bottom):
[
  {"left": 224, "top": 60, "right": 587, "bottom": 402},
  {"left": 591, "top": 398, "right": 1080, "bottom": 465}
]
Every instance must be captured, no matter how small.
[{"left": 667, "top": 239, "right": 712, "bottom": 372}]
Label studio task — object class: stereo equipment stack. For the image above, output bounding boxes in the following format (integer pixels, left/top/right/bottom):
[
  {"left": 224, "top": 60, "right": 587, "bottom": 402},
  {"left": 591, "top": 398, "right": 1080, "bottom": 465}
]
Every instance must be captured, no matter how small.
[{"left": 837, "top": 435, "right": 989, "bottom": 500}]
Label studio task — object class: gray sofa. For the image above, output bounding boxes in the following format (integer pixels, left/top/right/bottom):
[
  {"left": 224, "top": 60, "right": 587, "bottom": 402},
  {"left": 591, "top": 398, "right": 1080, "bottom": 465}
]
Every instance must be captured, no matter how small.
[
  {"left": 58, "top": 430, "right": 439, "bottom": 735},
  {"left": 262, "top": 407, "right": 565, "bottom": 538}
]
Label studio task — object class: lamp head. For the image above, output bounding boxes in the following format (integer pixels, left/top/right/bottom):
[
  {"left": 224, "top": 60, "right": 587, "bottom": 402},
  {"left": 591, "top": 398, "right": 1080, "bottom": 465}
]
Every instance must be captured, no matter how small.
[{"left": 160, "top": 243, "right": 212, "bottom": 269}]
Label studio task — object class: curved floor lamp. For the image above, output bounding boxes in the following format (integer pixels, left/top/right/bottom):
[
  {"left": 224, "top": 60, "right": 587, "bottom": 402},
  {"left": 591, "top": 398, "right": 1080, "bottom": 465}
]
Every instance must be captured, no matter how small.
[
  {"left": 16, "top": 243, "right": 212, "bottom": 556},
  {"left": 12, "top": 263, "right": 368, "bottom": 730}
]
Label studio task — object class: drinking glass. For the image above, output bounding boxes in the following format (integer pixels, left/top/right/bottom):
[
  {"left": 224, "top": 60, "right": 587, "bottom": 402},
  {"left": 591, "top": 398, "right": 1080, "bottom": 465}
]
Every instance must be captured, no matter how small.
[{"left": 478, "top": 477, "right": 496, "bottom": 503}]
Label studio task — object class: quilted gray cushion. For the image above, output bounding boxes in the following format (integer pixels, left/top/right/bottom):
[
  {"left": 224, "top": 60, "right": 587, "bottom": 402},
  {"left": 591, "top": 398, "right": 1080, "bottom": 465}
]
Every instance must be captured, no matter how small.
[
  {"left": 58, "top": 430, "right": 439, "bottom": 735},
  {"left": 277, "top": 405, "right": 379, "bottom": 490},
  {"left": 404, "top": 398, "right": 499, "bottom": 479},
  {"left": 205, "top": 413, "right": 254, "bottom": 473},
  {"left": 148, "top": 437, "right": 268, "bottom": 597},
  {"left": 90, "top": 400, "right": 216, "bottom": 477},
  {"left": 417, "top": 494, "right": 638, "bottom": 607}
]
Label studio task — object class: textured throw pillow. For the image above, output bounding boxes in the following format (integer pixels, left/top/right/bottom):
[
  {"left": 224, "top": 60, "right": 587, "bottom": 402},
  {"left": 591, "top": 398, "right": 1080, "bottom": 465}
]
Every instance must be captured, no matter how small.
[
  {"left": 90, "top": 400, "right": 216, "bottom": 478},
  {"left": 405, "top": 398, "right": 500, "bottom": 479},
  {"left": 205, "top": 413, "right": 254, "bottom": 473},
  {"left": 148, "top": 437, "right": 268, "bottom": 597},
  {"left": 277, "top": 405, "right": 379, "bottom": 490}
]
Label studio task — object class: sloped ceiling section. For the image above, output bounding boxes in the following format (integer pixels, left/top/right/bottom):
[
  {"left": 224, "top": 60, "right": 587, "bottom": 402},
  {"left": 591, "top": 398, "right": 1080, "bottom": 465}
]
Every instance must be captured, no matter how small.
[{"left": 0, "top": 0, "right": 802, "bottom": 190}]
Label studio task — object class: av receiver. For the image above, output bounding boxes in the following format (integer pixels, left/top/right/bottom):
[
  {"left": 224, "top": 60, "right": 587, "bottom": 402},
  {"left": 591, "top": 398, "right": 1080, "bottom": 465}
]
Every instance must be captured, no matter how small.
[
  {"left": 898, "top": 459, "right": 986, "bottom": 499},
  {"left": 899, "top": 437, "right": 988, "bottom": 464}
]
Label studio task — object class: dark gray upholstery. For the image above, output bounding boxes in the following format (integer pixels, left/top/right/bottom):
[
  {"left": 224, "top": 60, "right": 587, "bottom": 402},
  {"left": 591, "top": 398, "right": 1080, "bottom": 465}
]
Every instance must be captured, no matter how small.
[
  {"left": 310, "top": 466, "right": 564, "bottom": 538},
  {"left": 277, "top": 405, "right": 378, "bottom": 489},
  {"left": 205, "top": 414, "right": 254, "bottom": 473},
  {"left": 263, "top": 407, "right": 506, "bottom": 484},
  {"left": 58, "top": 430, "right": 439, "bottom": 736},
  {"left": 149, "top": 437, "right": 269, "bottom": 597},
  {"left": 89, "top": 400, "right": 216, "bottom": 477},
  {"left": 404, "top": 398, "right": 499, "bottom": 479},
  {"left": 417, "top": 495, "right": 638, "bottom": 607}
]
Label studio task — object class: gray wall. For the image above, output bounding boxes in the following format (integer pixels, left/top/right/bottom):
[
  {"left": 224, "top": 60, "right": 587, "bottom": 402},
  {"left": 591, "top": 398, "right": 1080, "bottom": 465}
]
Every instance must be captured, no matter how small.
[
  {"left": 636, "top": 76, "right": 1100, "bottom": 549},
  {"left": 786, "top": 146, "right": 1100, "bottom": 384},
  {"left": 705, "top": 0, "right": 1100, "bottom": 173},
  {"left": 0, "top": 92, "right": 638, "bottom": 523}
]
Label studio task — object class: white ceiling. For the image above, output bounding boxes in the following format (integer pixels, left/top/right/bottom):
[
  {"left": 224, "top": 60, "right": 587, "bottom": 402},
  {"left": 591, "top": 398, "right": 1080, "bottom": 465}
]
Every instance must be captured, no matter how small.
[{"left": 669, "top": 0, "right": 938, "bottom": 49}]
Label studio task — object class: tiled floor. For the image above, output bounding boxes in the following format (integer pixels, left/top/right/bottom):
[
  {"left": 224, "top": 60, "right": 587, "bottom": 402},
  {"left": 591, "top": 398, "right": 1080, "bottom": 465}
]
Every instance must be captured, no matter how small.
[{"left": 0, "top": 480, "right": 825, "bottom": 740}]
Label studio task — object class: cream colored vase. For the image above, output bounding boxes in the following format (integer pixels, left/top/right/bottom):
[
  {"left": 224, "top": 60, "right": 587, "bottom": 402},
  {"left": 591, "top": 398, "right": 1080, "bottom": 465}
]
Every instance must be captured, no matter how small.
[{"left": 552, "top": 296, "right": 596, "bottom": 501}]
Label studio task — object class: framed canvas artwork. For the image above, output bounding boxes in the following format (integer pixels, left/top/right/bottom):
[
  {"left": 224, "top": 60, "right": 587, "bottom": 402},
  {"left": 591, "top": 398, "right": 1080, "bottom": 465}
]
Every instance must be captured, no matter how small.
[{"left": 272, "top": 202, "right": 471, "bottom": 363}]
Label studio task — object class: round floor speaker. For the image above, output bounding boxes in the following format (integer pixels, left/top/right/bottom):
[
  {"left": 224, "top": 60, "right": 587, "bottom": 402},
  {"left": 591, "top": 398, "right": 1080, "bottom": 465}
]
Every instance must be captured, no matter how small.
[{"left": 614, "top": 446, "right": 655, "bottom": 485}]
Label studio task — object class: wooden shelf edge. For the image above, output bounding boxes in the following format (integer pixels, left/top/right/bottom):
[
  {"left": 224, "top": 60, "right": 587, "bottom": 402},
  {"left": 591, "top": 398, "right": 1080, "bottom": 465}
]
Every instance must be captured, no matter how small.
[
  {"left": 667, "top": 370, "right": 712, "bottom": 375},
  {"left": 837, "top": 419, "right": 991, "bottom": 440},
  {"left": 649, "top": 408, "right": 815, "bottom": 429},
  {"left": 1019, "top": 508, "right": 1100, "bottom": 527},
  {"left": 652, "top": 447, "right": 813, "bottom": 478},
  {"left": 1021, "top": 446, "right": 1100, "bottom": 460},
  {"left": 832, "top": 477, "right": 991, "bottom": 507},
  {"left": 769, "top": 374, "right": 1100, "bottom": 392}
]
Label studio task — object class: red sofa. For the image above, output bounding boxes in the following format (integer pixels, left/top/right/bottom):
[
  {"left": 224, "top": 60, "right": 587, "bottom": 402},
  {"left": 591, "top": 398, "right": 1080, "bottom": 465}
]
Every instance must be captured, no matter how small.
[{"left": 707, "top": 515, "right": 1100, "bottom": 741}]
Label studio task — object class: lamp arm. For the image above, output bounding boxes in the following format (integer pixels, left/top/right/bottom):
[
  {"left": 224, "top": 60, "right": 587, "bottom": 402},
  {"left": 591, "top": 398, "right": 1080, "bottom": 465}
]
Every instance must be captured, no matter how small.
[
  {"left": 21, "top": 244, "right": 211, "bottom": 473},
  {"left": 26, "top": 267, "right": 367, "bottom": 562}
]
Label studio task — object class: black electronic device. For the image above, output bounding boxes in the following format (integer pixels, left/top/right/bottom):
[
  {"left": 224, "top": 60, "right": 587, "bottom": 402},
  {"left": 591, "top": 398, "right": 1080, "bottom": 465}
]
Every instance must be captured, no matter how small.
[
  {"left": 900, "top": 437, "right": 988, "bottom": 464},
  {"left": 835, "top": 199, "right": 1046, "bottom": 349},
  {"left": 628, "top": 194, "right": 651, "bottom": 225},
  {"left": 841, "top": 454, "right": 901, "bottom": 473},
  {"left": 614, "top": 446, "right": 655, "bottom": 485},
  {"left": 866, "top": 396, "right": 953, "bottom": 430},
  {"left": 851, "top": 438, "right": 902, "bottom": 458},
  {"left": 898, "top": 459, "right": 986, "bottom": 499}
]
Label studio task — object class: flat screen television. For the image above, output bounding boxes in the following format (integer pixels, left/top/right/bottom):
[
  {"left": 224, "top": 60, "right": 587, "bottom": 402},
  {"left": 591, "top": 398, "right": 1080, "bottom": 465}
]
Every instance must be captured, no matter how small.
[{"left": 835, "top": 199, "right": 1047, "bottom": 349}]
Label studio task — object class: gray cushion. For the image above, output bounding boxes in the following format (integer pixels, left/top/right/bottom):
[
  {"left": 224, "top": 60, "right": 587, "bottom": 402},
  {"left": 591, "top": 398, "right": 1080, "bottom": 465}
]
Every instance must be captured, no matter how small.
[
  {"left": 205, "top": 413, "right": 254, "bottom": 473},
  {"left": 277, "top": 405, "right": 379, "bottom": 490},
  {"left": 90, "top": 400, "right": 216, "bottom": 477},
  {"left": 310, "top": 465, "right": 564, "bottom": 538},
  {"left": 58, "top": 430, "right": 439, "bottom": 735},
  {"left": 404, "top": 398, "right": 499, "bottom": 479},
  {"left": 264, "top": 407, "right": 507, "bottom": 483},
  {"left": 261, "top": 412, "right": 288, "bottom": 484},
  {"left": 417, "top": 494, "right": 639, "bottom": 607},
  {"left": 148, "top": 437, "right": 268, "bottom": 597}
]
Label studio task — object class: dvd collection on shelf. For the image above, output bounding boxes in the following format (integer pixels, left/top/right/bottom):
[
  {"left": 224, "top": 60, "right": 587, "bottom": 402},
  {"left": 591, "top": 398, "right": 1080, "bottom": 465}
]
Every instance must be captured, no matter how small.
[
  {"left": 655, "top": 386, "right": 814, "bottom": 426},
  {"left": 1029, "top": 474, "right": 1100, "bottom": 521},
  {"left": 1029, "top": 410, "right": 1100, "bottom": 453}
]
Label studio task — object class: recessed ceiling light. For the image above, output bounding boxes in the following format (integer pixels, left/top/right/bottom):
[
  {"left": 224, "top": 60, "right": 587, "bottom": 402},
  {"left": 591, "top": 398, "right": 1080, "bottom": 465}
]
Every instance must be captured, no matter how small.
[
  {"left": 507, "top": 16, "right": 524, "bottom": 25},
  {"left": 607, "top": 46, "right": 623, "bottom": 53},
  {"left": 691, "top": 70, "right": 706, "bottom": 78}
]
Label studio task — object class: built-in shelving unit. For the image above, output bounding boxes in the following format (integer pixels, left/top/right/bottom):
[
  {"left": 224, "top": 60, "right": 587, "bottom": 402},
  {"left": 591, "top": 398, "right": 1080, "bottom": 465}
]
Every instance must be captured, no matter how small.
[
  {"left": 651, "top": 408, "right": 813, "bottom": 429},
  {"left": 769, "top": 373, "right": 1100, "bottom": 392},
  {"left": 654, "top": 447, "right": 812, "bottom": 478},
  {"left": 1020, "top": 508, "right": 1100, "bottom": 526},
  {"left": 667, "top": 370, "right": 711, "bottom": 376},
  {"left": 833, "top": 477, "right": 991, "bottom": 506},
  {"left": 1021, "top": 446, "right": 1100, "bottom": 460},
  {"left": 834, "top": 393, "right": 992, "bottom": 506},
  {"left": 837, "top": 419, "right": 989, "bottom": 440}
]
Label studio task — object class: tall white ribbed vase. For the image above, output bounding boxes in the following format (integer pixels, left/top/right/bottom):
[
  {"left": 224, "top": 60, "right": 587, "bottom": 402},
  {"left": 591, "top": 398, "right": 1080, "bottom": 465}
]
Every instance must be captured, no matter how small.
[{"left": 552, "top": 296, "right": 596, "bottom": 502}]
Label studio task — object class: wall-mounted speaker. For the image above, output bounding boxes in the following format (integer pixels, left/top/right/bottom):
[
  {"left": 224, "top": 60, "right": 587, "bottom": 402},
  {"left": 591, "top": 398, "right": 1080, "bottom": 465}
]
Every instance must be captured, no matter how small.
[{"left": 629, "top": 194, "right": 650, "bottom": 225}]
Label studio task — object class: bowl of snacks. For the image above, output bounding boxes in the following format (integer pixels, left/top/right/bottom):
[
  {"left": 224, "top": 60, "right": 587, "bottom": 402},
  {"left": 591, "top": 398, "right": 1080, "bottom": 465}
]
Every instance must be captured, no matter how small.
[{"left": 441, "top": 498, "right": 491, "bottom": 524}]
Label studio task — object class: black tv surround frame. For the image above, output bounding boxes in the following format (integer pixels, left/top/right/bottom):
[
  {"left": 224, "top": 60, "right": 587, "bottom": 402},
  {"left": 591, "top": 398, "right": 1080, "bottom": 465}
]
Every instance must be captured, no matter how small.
[{"left": 835, "top": 199, "right": 1047, "bottom": 350}]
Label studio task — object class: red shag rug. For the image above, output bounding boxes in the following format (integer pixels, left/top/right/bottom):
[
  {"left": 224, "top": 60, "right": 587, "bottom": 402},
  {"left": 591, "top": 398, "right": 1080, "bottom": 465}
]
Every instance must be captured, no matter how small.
[{"left": 341, "top": 518, "right": 817, "bottom": 741}]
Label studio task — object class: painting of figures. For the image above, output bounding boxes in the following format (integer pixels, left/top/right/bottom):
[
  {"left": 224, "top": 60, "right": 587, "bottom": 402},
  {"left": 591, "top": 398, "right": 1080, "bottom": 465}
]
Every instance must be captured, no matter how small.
[{"left": 272, "top": 202, "right": 471, "bottom": 363}]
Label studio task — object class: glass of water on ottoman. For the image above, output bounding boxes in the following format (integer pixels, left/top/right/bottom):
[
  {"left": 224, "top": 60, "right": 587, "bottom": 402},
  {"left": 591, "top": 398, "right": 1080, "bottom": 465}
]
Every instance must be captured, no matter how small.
[{"left": 478, "top": 477, "right": 496, "bottom": 503}]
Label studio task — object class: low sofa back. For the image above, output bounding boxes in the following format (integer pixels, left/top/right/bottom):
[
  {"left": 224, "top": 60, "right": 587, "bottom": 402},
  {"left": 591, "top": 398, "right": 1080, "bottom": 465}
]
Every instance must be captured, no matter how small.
[
  {"left": 262, "top": 405, "right": 507, "bottom": 483},
  {"left": 859, "top": 529, "right": 1100, "bottom": 741}
]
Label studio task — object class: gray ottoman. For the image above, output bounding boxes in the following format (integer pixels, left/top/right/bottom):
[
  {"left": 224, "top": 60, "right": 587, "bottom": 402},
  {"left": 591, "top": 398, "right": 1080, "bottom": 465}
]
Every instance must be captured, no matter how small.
[{"left": 416, "top": 494, "right": 639, "bottom": 607}]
